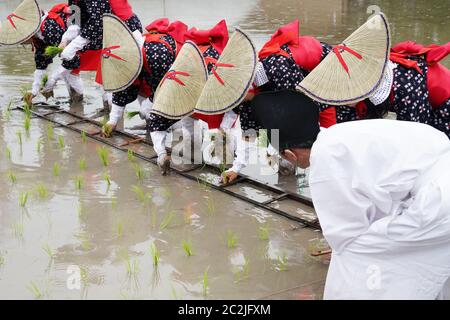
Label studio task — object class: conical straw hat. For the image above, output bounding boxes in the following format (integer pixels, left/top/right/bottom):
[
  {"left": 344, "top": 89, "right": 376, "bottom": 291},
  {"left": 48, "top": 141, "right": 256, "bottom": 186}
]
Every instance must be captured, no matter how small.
[
  {"left": 102, "top": 14, "right": 143, "bottom": 92},
  {"left": 151, "top": 41, "right": 208, "bottom": 119},
  {"left": 194, "top": 28, "right": 257, "bottom": 115},
  {"left": 297, "top": 13, "right": 391, "bottom": 105},
  {"left": 0, "top": 0, "right": 41, "bottom": 45}
]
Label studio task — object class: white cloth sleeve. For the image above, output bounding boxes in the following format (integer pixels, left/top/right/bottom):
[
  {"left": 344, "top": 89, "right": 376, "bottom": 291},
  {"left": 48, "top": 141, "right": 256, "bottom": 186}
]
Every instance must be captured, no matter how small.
[
  {"left": 137, "top": 96, "right": 153, "bottom": 119},
  {"left": 253, "top": 61, "right": 269, "bottom": 88},
  {"left": 108, "top": 104, "right": 125, "bottom": 126},
  {"left": 61, "top": 35, "right": 89, "bottom": 61},
  {"left": 150, "top": 131, "right": 168, "bottom": 157},
  {"left": 132, "top": 30, "right": 145, "bottom": 49},
  {"left": 229, "top": 137, "right": 250, "bottom": 174},
  {"left": 220, "top": 110, "right": 239, "bottom": 130},
  {"left": 61, "top": 24, "right": 81, "bottom": 44},
  {"left": 32, "top": 69, "right": 47, "bottom": 96}
]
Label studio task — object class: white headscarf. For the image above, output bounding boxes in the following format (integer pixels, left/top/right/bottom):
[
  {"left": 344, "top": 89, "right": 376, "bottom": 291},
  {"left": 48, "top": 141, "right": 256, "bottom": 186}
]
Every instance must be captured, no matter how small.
[{"left": 369, "top": 61, "right": 397, "bottom": 106}]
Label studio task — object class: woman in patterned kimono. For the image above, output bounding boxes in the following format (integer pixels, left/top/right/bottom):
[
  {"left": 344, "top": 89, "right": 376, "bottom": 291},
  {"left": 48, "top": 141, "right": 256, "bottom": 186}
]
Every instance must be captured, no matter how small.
[
  {"left": 222, "top": 20, "right": 337, "bottom": 183},
  {"left": 331, "top": 42, "right": 450, "bottom": 138},
  {"left": 145, "top": 20, "right": 231, "bottom": 175},
  {"left": 26, "top": 3, "right": 72, "bottom": 99},
  {"left": 105, "top": 18, "right": 188, "bottom": 133},
  {"left": 42, "top": 0, "right": 142, "bottom": 106}
]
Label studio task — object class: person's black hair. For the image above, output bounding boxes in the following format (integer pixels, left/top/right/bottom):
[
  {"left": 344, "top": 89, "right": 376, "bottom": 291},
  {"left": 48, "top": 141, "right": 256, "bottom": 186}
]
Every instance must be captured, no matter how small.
[{"left": 362, "top": 97, "right": 391, "bottom": 119}]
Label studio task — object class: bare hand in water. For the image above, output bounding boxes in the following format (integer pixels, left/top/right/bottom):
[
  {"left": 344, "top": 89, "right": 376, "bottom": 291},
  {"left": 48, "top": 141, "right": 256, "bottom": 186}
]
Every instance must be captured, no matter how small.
[{"left": 221, "top": 170, "right": 238, "bottom": 185}]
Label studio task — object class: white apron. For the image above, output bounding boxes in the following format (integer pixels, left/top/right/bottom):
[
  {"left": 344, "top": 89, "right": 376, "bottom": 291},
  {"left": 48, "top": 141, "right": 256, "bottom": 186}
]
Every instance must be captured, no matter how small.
[{"left": 309, "top": 119, "right": 450, "bottom": 299}]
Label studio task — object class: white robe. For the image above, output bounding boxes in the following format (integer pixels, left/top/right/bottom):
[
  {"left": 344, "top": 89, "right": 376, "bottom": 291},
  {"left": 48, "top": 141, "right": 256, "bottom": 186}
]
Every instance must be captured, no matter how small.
[{"left": 309, "top": 119, "right": 450, "bottom": 300}]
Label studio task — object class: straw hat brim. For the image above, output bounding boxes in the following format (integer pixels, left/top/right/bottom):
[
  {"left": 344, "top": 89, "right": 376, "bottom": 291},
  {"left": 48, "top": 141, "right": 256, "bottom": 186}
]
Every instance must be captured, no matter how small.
[
  {"left": 151, "top": 41, "right": 208, "bottom": 119},
  {"left": 0, "top": 0, "right": 41, "bottom": 46},
  {"left": 102, "top": 14, "right": 143, "bottom": 93},
  {"left": 194, "top": 28, "right": 257, "bottom": 115},
  {"left": 297, "top": 13, "right": 391, "bottom": 105}
]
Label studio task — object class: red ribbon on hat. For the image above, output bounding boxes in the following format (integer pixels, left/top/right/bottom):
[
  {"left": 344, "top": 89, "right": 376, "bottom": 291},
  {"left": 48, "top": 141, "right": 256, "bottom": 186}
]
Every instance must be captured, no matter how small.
[
  {"left": 332, "top": 44, "right": 363, "bottom": 74},
  {"left": 204, "top": 57, "right": 234, "bottom": 86},
  {"left": 162, "top": 70, "right": 190, "bottom": 86},
  {"left": 101, "top": 46, "right": 126, "bottom": 61},
  {"left": 7, "top": 13, "right": 26, "bottom": 29}
]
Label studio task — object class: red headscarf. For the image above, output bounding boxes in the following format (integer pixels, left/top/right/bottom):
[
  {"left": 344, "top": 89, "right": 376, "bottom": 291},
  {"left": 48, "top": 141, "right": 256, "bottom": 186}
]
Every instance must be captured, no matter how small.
[
  {"left": 146, "top": 18, "right": 188, "bottom": 47},
  {"left": 109, "top": 0, "right": 134, "bottom": 21},
  {"left": 259, "top": 20, "right": 299, "bottom": 60},
  {"left": 258, "top": 20, "right": 323, "bottom": 71},
  {"left": 42, "top": 3, "right": 70, "bottom": 31},
  {"left": 390, "top": 41, "right": 450, "bottom": 108},
  {"left": 185, "top": 19, "right": 229, "bottom": 54}
]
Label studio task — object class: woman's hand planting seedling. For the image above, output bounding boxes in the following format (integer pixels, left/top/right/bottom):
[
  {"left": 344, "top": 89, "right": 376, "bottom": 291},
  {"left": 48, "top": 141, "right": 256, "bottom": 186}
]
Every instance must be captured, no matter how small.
[{"left": 101, "top": 123, "right": 114, "bottom": 138}]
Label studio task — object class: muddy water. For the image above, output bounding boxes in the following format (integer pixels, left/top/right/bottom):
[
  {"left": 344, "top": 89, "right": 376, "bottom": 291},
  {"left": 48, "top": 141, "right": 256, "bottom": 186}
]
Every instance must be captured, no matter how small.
[{"left": 0, "top": 0, "right": 449, "bottom": 300}]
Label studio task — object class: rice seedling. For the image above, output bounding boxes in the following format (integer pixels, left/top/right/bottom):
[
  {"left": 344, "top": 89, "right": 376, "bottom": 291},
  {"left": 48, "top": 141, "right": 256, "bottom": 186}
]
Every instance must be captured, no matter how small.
[
  {"left": 0, "top": 252, "right": 4, "bottom": 267},
  {"left": 149, "top": 243, "right": 160, "bottom": 267},
  {"left": 80, "top": 266, "right": 89, "bottom": 288},
  {"left": 36, "top": 137, "right": 44, "bottom": 153},
  {"left": 19, "top": 191, "right": 29, "bottom": 208},
  {"left": 101, "top": 118, "right": 114, "bottom": 138},
  {"left": 115, "top": 218, "right": 124, "bottom": 239},
  {"left": 258, "top": 225, "right": 270, "bottom": 241},
  {"left": 201, "top": 267, "right": 210, "bottom": 297},
  {"left": 5, "top": 146, "right": 11, "bottom": 160},
  {"left": 41, "top": 74, "right": 48, "bottom": 89},
  {"left": 3, "top": 99, "right": 12, "bottom": 121},
  {"left": 27, "top": 281, "right": 43, "bottom": 299},
  {"left": 102, "top": 172, "right": 111, "bottom": 186},
  {"left": 53, "top": 162, "right": 60, "bottom": 177},
  {"left": 81, "top": 131, "right": 87, "bottom": 144},
  {"left": 97, "top": 146, "right": 109, "bottom": 167},
  {"left": 133, "top": 163, "right": 144, "bottom": 182},
  {"left": 78, "top": 157, "right": 86, "bottom": 171},
  {"left": 16, "top": 130, "right": 23, "bottom": 148},
  {"left": 7, "top": 170, "right": 17, "bottom": 184},
  {"left": 206, "top": 196, "right": 215, "bottom": 215},
  {"left": 126, "top": 111, "right": 140, "bottom": 120},
  {"left": 12, "top": 221, "right": 24, "bottom": 238},
  {"left": 47, "top": 123, "right": 54, "bottom": 140},
  {"left": 24, "top": 114, "right": 31, "bottom": 133},
  {"left": 182, "top": 240, "right": 193, "bottom": 257},
  {"left": 42, "top": 243, "right": 55, "bottom": 259},
  {"left": 74, "top": 175, "right": 83, "bottom": 190},
  {"left": 226, "top": 230, "right": 238, "bottom": 249},
  {"left": 111, "top": 197, "right": 118, "bottom": 211},
  {"left": 44, "top": 45, "right": 63, "bottom": 57},
  {"left": 77, "top": 201, "right": 86, "bottom": 219},
  {"left": 127, "top": 149, "right": 135, "bottom": 162},
  {"left": 35, "top": 183, "right": 48, "bottom": 199},
  {"left": 131, "top": 185, "right": 151, "bottom": 205},
  {"left": 159, "top": 211, "right": 175, "bottom": 230},
  {"left": 125, "top": 256, "right": 139, "bottom": 277},
  {"left": 57, "top": 135, "right": 65, "bottom": 149},
  {"left": 275, "top": 252, "right": 288, "bottom": 272},
  {"left": 234, "top": 257, "right": 250, "bottom": 283}
]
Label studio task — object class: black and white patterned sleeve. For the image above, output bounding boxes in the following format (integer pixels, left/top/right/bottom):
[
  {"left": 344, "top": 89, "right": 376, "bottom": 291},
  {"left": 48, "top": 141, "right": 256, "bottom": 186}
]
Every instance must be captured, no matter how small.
[
  {"left": 42, "top": 19, "right": 65, "bottom": 46},
  {"left": 81, "top": 0, "right": 111, "bottom": 48}
]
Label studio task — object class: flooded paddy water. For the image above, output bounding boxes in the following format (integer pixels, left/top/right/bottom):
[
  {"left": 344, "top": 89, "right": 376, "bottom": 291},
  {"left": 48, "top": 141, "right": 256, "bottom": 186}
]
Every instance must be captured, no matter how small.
[{"left": 1, "top": 0, "right": 449, "bottom": 300}]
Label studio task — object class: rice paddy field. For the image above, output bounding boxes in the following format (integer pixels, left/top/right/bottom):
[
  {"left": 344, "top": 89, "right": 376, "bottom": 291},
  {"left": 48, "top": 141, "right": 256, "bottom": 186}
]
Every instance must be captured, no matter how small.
[{"left": 1, "top": 0, "right": 448, "bottom": 300}]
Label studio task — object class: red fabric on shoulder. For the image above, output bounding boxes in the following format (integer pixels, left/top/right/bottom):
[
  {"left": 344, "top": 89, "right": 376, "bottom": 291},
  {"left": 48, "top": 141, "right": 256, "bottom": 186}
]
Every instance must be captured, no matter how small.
[
  {"left": 185, "top": 20, "right": 229, "bottom": 54},
  {"left": 319, "top": 107, "right": 337, "bottom": 128},
  {"left": 258, "top": 20, "right": 299, "bottom": 60},
  {"left": 109, "top": 0, "right": 134, "bottom": 21},
  {"left": 192, "top": 113, "right": 224, "bottom": 129}
]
